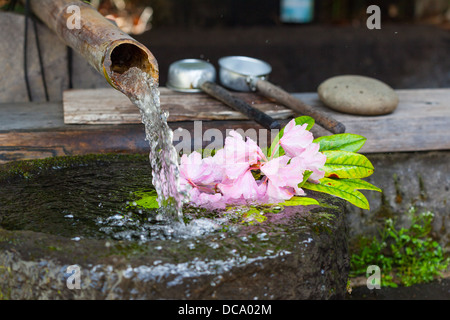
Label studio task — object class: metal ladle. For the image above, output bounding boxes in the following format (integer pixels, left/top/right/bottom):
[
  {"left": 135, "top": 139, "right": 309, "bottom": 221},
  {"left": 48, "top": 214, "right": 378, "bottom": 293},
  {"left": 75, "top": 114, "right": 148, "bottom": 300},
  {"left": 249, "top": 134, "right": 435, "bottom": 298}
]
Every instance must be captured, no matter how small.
[
  {"left": 218, "top": 56, "right": 346, "bottom": 134},
  {"left": 166, "top": 59, "right": 281, "bottom": 130}
]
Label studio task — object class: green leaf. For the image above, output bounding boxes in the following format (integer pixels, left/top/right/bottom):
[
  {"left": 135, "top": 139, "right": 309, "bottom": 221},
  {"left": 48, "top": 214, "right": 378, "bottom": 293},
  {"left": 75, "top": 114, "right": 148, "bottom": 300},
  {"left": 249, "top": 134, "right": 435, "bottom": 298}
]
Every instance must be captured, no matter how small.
[
  {"left": 298, "top": 170, "right": 313, "bottom": 188},
  {"left": 291, "top": 116, "right": 315, "bottom": 131},
  {"left": 335, "top": 178, "right": 382, "bottom": 192},
  {"left": 303, "top": 178, "right": 371, "bottom": 210},
  {"left": 314, "top": 134, "right": 367, "bottom": 152},
  {"left": 281, "top": 196, "right": 320, "bottom": 207},
  {"left": 268, "top": 116, "right": 315, "bottom": 158},
  {"left": 322, "top": 150, "right": 374, "bottom": 179}
]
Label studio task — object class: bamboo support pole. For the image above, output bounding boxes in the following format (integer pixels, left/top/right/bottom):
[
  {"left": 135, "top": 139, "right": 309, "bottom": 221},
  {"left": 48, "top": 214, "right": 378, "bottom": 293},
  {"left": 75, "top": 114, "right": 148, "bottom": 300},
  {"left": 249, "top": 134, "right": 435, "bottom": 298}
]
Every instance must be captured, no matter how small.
[{"left": 25, "top": 0, "right": 159, "bottom": 91}]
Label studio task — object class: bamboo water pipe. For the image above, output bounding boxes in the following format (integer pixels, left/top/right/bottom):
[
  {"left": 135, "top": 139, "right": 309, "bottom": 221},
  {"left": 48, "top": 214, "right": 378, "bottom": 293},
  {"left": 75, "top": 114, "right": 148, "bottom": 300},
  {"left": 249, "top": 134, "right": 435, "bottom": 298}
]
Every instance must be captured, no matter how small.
[{"left": 25, "top": 0, "right": 159, "bottom": 91}]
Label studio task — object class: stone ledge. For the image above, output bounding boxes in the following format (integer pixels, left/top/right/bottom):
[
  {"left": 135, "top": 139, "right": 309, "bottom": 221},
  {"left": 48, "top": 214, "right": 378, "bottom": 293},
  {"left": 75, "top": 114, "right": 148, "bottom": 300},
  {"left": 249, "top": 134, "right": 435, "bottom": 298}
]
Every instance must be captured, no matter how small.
[{"left": 346, "top": 151, "right": 450, "bottom": 252}]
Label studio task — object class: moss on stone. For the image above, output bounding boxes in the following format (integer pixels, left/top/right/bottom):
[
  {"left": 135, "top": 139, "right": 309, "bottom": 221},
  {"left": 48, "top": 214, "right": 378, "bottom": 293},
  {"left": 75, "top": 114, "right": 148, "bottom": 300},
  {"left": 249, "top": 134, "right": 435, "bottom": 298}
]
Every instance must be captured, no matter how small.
[{"left": 0, "top": 153, "right": 148, "bottom": 182}]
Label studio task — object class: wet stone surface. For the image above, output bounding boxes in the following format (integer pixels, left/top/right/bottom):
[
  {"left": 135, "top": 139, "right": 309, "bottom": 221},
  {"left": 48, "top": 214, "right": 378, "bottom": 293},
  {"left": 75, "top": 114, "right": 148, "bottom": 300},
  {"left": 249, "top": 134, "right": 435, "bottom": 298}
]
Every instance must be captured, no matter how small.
[
  {"left": 0, "top": 155, "right": 349, "bottom": 300},
  {"left": 345, "top": 151, "right": 450, "bottom": 252}
]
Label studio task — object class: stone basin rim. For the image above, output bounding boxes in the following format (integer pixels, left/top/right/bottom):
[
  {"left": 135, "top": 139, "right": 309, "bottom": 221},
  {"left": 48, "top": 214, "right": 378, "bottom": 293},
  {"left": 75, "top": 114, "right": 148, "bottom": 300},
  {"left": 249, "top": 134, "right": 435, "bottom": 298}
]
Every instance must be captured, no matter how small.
[{"left": 0, "top": 154, "right": 349, "bottom": 300}]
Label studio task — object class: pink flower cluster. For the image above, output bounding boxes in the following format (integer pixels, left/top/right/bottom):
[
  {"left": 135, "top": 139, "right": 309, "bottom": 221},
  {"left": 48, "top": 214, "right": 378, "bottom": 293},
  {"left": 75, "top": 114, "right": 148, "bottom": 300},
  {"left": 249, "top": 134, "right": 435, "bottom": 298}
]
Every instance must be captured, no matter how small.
[{"left": 179, "top": 119, "right": 326, "bottom": 209}]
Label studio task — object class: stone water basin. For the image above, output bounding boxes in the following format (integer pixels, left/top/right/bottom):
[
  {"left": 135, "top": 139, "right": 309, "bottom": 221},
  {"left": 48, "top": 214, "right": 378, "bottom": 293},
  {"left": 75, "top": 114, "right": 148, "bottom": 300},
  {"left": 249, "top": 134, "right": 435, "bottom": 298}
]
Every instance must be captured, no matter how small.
[{"left": 0, "top": 154, "right": 349, "bottom": 299}]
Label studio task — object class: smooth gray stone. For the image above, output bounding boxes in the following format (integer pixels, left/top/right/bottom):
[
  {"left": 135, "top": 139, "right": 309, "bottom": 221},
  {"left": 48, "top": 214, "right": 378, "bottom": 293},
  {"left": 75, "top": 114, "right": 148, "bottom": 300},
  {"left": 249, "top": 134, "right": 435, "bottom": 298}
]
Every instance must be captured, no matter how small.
[{"left": 318, "top": 75, "right": 399, "bottom": 115}]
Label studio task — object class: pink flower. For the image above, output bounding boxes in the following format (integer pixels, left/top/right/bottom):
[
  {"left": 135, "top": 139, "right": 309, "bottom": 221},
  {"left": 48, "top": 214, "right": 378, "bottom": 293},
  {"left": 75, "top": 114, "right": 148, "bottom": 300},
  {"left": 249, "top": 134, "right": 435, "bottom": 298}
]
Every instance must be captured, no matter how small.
[
  {"left": 218, "top": 170, "right": 263, "bottom": 202},
  {"left": 189, "top": 188, "right": 224, "bottom": 209},
  {"left": 212, "top": 148, "right": 249, "bottom": 181},
  {"left": 179, "top": 151, "right": 211, "bottom": 187},
  {"left": 222, "top": 131, "right": 264, "bottom": 165},
  {"left": 278, "top": 119, "right": 313, "bottom": 158},
  {"left": 294, "top": 143, "right": 326, "bottom": 183},
  {"left": 179, "top": 122, "right": 327, "bottom": 209},
  {"left": 179, "top": 151, "right": 224, "bottom": 208},
  {"left": 213, "top": 131, "right": 266, "bottom": 203},
  {"left": 214, "top": 131, "right": 266, "bottom": 180},
  {"left": 259, "top": 155, "right": 306, "bottom": 203}
]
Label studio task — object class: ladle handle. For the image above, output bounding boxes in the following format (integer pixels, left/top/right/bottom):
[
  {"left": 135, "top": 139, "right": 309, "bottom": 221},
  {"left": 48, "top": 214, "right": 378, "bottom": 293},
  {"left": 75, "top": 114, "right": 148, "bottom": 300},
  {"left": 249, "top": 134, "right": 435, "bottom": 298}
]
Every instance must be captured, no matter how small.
[
  {"left": 255, "top": 79, "right": 346, "bottom": 134},
  {"left": 200, "top": 81, "right": 281, "bottom": 130}
]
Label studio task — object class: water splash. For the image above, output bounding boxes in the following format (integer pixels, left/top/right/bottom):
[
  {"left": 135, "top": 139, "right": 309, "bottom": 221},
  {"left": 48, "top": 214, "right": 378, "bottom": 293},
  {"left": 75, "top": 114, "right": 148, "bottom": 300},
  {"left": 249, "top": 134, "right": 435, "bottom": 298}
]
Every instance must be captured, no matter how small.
[{"left": 112, "top": 67, "right": 186, "bottom": 220}]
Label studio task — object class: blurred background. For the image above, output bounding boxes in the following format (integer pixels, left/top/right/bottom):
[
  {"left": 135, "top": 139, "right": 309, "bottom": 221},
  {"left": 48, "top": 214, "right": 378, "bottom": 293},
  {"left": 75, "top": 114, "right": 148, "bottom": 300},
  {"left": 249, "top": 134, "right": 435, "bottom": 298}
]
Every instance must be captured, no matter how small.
[
  {"left": 1, "top": 0, "right": 449, "bottom": 101},
  {"left": 80, "top": 0, "right": 450, "bottom": 31}
]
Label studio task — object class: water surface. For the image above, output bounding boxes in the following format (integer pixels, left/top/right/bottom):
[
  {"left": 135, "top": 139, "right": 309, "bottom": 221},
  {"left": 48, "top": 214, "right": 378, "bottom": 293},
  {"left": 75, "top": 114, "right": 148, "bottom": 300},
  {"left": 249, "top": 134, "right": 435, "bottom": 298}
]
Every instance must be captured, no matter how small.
[{"left": 0, "top": 156, "right": 218, "bottom": 242}]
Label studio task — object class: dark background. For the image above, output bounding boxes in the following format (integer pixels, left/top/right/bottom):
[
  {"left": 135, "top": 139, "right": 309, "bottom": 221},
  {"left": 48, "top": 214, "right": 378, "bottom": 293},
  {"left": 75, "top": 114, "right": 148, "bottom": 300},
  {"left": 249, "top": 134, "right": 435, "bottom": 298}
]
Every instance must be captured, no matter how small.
[
  {"left": 2, "top": 0, "right": 449, "bottom": 93},
  {"left": 126, "top": 0, "right": 450, "bottom": 92},
  {"left": 101, "top": 0, "right": 419, "bottom": 28}
]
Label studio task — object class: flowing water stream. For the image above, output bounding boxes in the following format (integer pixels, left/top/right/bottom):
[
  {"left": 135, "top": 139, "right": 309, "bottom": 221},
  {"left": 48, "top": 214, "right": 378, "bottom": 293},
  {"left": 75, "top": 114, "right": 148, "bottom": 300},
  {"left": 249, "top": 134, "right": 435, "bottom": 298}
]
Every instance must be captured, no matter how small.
[
  {"left": 112, "top": 67, "right": 186, "bottom": 220},
  {"left": 0, "top": 68, "right": 229, "bottom": 242}
]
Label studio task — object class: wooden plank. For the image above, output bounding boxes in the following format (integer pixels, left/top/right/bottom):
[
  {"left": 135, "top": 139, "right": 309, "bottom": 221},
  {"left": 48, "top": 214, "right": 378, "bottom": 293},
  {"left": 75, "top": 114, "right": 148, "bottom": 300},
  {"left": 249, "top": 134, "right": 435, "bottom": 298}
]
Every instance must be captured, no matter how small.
[
  {"left": 0, "top": 102, "right": 64, "bottom": 130},
  {"left": 289, "top": 89, "right": 450, "bottom": 153},
  {"left": 0, "top": 125, "right": 147, "bottom": 164},
  {"left": 63, "top": 87, "right": 295, "bottom": 124},
  {"left": 1, "top": 88, "right": 449, "bottom": 164},
  {"left": 62, "top": 87, "right": 450, "bottom": 153},
  {"left": 0, "top": 121, "right": 275, "bottom": 164}
]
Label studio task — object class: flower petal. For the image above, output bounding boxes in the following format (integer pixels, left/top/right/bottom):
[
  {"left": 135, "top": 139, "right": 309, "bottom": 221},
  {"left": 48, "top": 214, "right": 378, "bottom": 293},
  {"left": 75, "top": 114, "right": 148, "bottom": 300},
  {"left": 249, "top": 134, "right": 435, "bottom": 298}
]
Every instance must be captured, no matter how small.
[{"left": 279, "top": 122, "right": 313, "bottom": 157}]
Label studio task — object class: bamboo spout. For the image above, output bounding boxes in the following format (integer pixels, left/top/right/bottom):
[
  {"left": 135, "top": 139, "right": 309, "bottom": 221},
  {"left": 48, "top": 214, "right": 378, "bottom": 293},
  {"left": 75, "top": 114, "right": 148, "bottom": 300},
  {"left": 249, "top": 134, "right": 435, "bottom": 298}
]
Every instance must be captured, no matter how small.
[{"left": 26, "top": 0, "right": 158, "bottom": 91}]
